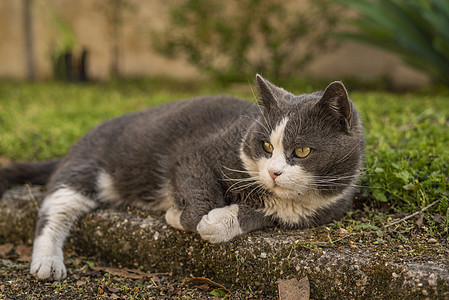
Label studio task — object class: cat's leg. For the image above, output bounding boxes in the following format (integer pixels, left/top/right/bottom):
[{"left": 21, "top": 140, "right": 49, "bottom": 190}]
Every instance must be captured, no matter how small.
[
  {"left": 196, "top": 204, "right": 274, "bottom": 243},
  {"left": 30, "top": 186, "right": 97, "bottom": 280},
  {"left": 163, "top": 160, "right": 229, "bottom": 232},
  {"left": 165, "top": 206, "right": 184, "bottom": 230},
  {"left": 165, "top": 157, "right": 273, "bottom": 243},
  {"left": 166, "top": 199, "right": 273, "bottom": 243}
]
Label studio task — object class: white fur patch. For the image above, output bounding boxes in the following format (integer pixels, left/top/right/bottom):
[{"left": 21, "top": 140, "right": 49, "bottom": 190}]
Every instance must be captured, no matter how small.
[
  {"left": 165, "top": 206, "right": 184, "bottom": 230},
  {"left": 269, "top": 117, "right": 288, "bottom": 155},
  {"left": 152, "top": 179, "right": 175, "bottom": 211},
  {"left": 31, "top": 187, "right": 97, "bottom": 280},
  {"left": 262, "top": 180, "right": 357, "bottom": 225},
  {"left": 196, "top": 204, "right": 243, "bottom": 243},
  {"left": 239, "top": 151, "right": 259, "bottom": 176},
  {"left": 30, "top": 235, "right": 66, "bottom": 280},
  {"left": 97, "top": 171, "right": 121, "bottom": 204}
]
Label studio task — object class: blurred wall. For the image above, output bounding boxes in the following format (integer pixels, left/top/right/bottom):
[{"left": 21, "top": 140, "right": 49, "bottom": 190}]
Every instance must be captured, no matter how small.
[{"left": 0, "top": 0, "right": 429, "bottom": 87}]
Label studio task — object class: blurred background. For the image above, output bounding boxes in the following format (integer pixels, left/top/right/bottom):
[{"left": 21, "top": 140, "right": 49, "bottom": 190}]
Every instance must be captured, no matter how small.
[{"left": 2, "top": 0, "right": 444, "bottom": 89}]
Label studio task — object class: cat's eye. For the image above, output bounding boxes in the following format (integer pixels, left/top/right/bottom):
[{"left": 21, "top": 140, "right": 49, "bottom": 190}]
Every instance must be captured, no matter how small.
[
  {"left": 294, "top": 147, "right": 311, "bottom": 158},
  {"left": 263, "top": 141, "right": 274, "bottom": 154}
]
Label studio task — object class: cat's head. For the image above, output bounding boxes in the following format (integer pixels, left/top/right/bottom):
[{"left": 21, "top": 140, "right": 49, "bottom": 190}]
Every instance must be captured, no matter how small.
[{"left": 241, "top": 75, "right": 364, "bottom": 205}]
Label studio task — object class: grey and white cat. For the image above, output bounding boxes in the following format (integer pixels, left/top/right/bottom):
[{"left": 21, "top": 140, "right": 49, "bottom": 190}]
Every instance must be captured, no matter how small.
[{"left": 0, "top": 75, "right": 364, "bottom": 280}]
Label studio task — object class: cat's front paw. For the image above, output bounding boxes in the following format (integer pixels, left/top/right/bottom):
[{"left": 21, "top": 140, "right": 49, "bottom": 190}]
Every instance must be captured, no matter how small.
[
  {"left": 197, "top": 204, "right": 243, "bottom": 243},
  {"left": 30, "top": 256, "right": 67, "bottom": 280}
]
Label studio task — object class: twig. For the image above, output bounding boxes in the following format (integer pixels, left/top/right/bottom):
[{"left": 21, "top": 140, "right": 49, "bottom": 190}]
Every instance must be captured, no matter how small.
[
  {"left": 26, "top": 183, "right": 40, "bottom": 216},
  {"left": 328, "top": 234, "right": 352, "bottom": 245},
  {"left": 384, "top": 199, "right": 441, "bottom": 228}
]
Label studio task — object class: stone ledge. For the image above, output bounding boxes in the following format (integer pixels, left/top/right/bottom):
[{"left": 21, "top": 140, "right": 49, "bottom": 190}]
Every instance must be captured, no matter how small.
[{"left": 1, "top": 186, "right": 448, "bottom": 299}]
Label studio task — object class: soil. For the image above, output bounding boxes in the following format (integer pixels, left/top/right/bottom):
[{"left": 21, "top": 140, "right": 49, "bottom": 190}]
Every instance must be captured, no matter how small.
[{"left": 1, "top": 253, "right": 260, "bottom": 299}]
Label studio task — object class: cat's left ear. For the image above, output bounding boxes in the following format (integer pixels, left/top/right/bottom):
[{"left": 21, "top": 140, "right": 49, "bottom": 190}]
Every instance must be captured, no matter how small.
[{"left": 316, "top": 81, "right": 352, "bottom": 131}]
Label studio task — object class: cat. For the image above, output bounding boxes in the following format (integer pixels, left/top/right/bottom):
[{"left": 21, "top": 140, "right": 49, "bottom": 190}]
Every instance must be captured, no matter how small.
[{"left": 0, "top": 75, "right": 364, "bottom": 280}]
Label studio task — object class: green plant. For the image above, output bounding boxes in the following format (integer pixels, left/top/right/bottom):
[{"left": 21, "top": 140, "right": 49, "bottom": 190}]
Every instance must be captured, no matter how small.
[
  {"left": 337, "top": 0, "right": 449, "bottom": 85},
  {"left": 50, "top": 13, "right": 79, "bottom": 79},
  {"left": 153, "top": 0, "right": 341, "bottom": 82},
  {"left": 356, "top": 92, "right": 449, "bottom": 217}
]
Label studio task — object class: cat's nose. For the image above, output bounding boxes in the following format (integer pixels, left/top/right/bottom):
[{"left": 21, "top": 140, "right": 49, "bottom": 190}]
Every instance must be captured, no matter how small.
[{"left": 269, "top": 170, "right": 282, "bottom": 181}]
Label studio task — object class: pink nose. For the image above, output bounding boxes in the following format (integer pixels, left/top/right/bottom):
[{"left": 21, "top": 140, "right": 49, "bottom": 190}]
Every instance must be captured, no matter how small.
[{"left": 269, "top": 170, "right": 282, "bottom": 181}]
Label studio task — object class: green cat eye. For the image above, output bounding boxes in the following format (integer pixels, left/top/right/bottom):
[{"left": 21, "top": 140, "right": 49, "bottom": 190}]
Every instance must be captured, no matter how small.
[
  {"left": 294, "top": 147, "right": 311, "bottom": 158},
  {"left": 263, "top": 141, "right": 274, "bottom": 154}
]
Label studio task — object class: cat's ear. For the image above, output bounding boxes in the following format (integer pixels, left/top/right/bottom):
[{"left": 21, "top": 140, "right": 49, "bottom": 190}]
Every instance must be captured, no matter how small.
[
  {"left": 255, "top": 74, "right": 285, "bottom": 111},
  {"left": 316, "top": 81, "right": 352, "bottom": 131}
]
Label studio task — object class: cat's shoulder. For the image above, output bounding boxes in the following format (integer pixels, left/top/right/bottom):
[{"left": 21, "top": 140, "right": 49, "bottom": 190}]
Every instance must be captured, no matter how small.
[{"left": 151, "top": 95, "right": 258, "bottom": 121}]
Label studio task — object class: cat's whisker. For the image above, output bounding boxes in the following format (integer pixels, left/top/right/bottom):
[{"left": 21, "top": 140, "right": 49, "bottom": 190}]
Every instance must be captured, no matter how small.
[
  {"left": 229, "top": 183, "right": 260, "bottom": 193},
  {"left": 242, "top": 140, "right": 256, "bottom": 153},
  {"left": 249, "top": 83, "right": 273, "bottom": 133},
  {"left": 304, "top": 182, "right": 370, "bottom": 191},
  {"left": 243, "top": 184, "right": 266, "bottom": 203},
  {"left": 227, "top": 180, "right": 261, "bottom": 195},
  {"left": 222, "top": 176, "right": 257, "bottom": 189},
  {"left": 312, "top": 177, "right": 359, "bottom": 183},
  {"left": 221, "top": 167, "right": 259, "bottom": 180},
  {"left": 223, "top": 177, "right": 257, "bottom": 182},
  {"left": 241, "top": 115, "right": 271, "bottom": 136},
  {"left": 221, "top": 166, "right": 250, "bottom": 174},
  {"left": 301, "top": 171, "right": 366, "bottom": 179},
  {"left": 221, "top": 170, "right": 262, "bottom": 193},
  {"left": 333, "top": 139, "right": 364, "bottom": 165}
]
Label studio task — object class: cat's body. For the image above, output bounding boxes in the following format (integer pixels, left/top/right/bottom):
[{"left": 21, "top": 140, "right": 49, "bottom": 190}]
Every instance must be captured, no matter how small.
[{"left": 0, "top": 75, "right": 364, "bottom": 280}]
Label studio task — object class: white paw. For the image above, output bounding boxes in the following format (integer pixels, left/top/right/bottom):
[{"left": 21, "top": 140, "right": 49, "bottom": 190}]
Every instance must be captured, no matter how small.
[
  {"left": 165, "top": 207, "right": 184, "bottom": 230},
  {"left": 197, "top": 204, "right": 243, "bottom": 243},
  {"left": 30, "top": 256, "right": 67, "bottom": 280}
]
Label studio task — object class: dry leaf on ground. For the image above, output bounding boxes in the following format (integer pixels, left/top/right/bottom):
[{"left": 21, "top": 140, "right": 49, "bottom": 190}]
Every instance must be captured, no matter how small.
[
  {"left": 278, "top": 276, "right": 310, "bottom": 300},
  {"left": 15, "top": 244, "right": 32, "bottom": 262},
  {"left": 0, "top": 244, "right": 13, "bottom": 257}
]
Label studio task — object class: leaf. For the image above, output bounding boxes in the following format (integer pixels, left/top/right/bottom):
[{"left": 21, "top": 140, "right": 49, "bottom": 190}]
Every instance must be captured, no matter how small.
[
  {"left": 403, "top": 182, "right": 415, "bottom": 190},
  {"left": 210, "top": 289, "right": 227, "bottom": 297},
  {"left": 373, "top": 190, "right": 388, "bottom": 202},
  {"left": 15, "top": 244, "right": 32, "bottom": 262},
  {"left": 337, "top": 0, "right": 449, "bottom": 84},
  {"left": 76, "top": 280, "right": 87, "bottom": 287},
  {"left": 0, "top": 244, "right": 13, "bottom": 257},
  {"left": 374, "top": 167, "right": 384, "bottom": 174},
  {"left": 395, "top": 171, "right": 412, "bottom": 184},
  {"left": 278, "top": 276, "right": 310, "bottom": 300}
]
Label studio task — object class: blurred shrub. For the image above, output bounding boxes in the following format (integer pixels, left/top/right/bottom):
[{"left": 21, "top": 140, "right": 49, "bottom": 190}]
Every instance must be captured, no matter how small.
[
  {"left": 153, "top": 0, "right": 341, "bottom": 83},
  {"left": 338, "top": 0, "right": 449, "bottom": 86}
]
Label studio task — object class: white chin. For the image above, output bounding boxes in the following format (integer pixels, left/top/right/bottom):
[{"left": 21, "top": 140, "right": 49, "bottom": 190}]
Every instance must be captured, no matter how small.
[{"left": 270, "top": 185, "right": 296, "bottom": 198}]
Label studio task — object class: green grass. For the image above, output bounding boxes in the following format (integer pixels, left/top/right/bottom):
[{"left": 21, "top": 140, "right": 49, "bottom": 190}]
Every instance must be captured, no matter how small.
[
  {"left": 0, "top": 79, "right": 448, "bottom": 221},
  {"left": 355, "top": 91, "right": 449, "bottom": 216}
]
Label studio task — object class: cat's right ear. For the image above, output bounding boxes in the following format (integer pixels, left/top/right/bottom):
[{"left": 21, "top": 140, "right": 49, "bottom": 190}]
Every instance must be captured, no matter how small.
[{"left": 255, "top": 74, "right": 283, "bottom": 111}]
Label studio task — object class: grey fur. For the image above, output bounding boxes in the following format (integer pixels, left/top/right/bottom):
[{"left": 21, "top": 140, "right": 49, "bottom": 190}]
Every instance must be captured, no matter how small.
[{"left": 0, "top": 75, "right": 364, "bottom": 280}]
